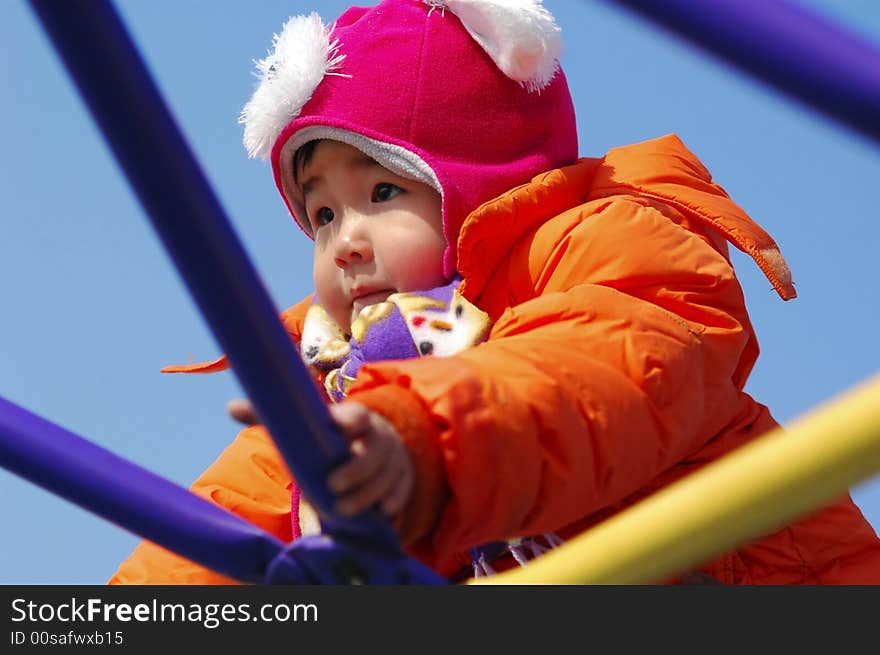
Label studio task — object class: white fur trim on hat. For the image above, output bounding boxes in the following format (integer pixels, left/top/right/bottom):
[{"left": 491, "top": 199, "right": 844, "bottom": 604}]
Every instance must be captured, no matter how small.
[
  {"left": 285, "top": 126, "right": 442, "bottom": 193},
  {"left": 425, "top": 0, "right": 562, "bottom": 92},
  {"left": 240, "top": 13, "right": 347, "bottom": 160}
]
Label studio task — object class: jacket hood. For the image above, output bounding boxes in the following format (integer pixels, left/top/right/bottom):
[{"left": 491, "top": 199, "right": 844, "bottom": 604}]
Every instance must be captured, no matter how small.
[{"left": 457, "top": 133, "right": 795, "bottom": 302}]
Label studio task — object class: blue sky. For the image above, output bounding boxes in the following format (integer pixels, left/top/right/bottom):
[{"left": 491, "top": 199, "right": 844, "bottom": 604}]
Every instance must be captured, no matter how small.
[{"left": 1, "top": 0, "right": 878, "bottom": 584}]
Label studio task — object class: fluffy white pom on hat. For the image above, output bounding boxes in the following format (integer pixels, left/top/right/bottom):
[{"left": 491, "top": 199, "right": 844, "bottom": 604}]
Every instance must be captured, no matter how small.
[
  {"left": 240, "top": 13, "right": 346, "bottom": 160},
  {"left": 240, "top": 1, "right": 562, "bottom": 160},
  {"left": 425, "top": 0, "right": 562, "bottom": 92}
]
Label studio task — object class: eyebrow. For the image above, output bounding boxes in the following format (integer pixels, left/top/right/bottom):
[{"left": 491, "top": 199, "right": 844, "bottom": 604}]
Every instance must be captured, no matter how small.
[{"left": 300, "top": 153, "right": 386, "bottom": 198}]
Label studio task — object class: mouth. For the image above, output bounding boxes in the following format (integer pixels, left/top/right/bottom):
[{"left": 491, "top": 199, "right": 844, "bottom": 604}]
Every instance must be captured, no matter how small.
[{"left": 351, "top": 288, "right": 395, "bottom": 312}]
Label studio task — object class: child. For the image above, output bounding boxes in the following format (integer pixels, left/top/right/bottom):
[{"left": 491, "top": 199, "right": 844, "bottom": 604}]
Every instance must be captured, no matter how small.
[{"left": 110, "top": 0, "right": 880, "bottom": 584}]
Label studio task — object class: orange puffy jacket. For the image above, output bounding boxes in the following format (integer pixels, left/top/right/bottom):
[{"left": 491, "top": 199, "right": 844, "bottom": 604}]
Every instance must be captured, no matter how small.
[{"left": 109, "top": 135, "right": 880, "bottom": 584}]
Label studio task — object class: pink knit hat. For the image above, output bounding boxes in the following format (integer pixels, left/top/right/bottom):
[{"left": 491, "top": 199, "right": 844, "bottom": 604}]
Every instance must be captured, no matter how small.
[{"left": 241, "top": 0, "right": 578, "bottom": 277}]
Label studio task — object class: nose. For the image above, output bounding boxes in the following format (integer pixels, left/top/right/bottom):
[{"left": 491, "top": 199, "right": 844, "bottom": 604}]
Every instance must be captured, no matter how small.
[{"left": 332, "top": 211, "right": 373, "bottom": 269}]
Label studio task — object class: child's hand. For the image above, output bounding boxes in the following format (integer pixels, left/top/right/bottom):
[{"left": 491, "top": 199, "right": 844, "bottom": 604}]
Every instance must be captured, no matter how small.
[
  {"left": 226, "top": 398, "right": 414, "bottom": 519},
  {"left": 227, "top": 398, "right": 260, "bottom": 425},
  {"left": 327, "top": 402, "right": 414, "bottom": 519}
]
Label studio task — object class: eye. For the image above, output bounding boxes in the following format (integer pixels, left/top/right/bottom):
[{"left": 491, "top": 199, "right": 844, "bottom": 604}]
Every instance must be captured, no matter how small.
[
  {"left": 372, "top": 183, "right": 403, "bottom": 203},
  {"left": 313, "top": 207, "right": 335, "bottom": 227}
]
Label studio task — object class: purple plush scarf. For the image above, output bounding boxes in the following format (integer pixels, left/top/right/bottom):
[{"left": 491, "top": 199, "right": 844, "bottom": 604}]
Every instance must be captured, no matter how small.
[{"left": 300, "top": 276, "right": 490, "bottom": 402}]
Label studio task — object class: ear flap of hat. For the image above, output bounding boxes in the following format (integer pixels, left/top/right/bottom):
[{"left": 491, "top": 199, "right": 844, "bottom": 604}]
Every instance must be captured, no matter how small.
[
  {"left": 425, "top": 0, "right": 562, "bottom": 92},
  {"left": 240, "top": 13, "right": 348, "bottom": 160}
]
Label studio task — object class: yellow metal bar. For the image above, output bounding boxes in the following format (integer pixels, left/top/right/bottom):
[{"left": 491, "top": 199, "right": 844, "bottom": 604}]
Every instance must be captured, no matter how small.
[{"left": 471, "top": 374, "right": 880, "bottom": 584}]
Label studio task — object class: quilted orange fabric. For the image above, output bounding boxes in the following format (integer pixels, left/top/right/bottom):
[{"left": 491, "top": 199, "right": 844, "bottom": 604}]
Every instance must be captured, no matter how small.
[{"left": 110, "top": 135, "right": 880, "bottom": 584}]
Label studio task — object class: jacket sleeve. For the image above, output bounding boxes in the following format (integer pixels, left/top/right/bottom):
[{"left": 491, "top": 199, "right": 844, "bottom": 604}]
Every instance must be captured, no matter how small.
[
  {"left": 348, "top": 197, "right": 757, "bottom": 563},
  {"left": 109, "top": 296, "right": 315, "bottom": 584},
  {"left": 108, "top": 426, "right": 293, "bottom": 584}
]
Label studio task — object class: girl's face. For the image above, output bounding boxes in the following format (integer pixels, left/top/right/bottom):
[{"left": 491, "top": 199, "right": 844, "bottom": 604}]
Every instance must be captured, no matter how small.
[{"left": 297, "top": 141, "right": 447, "bottom": 333}]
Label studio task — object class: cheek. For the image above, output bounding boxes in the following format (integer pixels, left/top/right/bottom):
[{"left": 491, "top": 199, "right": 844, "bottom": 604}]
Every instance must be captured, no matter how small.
[
  {"left": 384, "top": 232, "right": 448, "bottom": 290},
  {"left": 413, "top": 244, "right": 446, "bottom": 282},
  {"left": 312, "top": 250, "right": 348, "bottom": 328}
]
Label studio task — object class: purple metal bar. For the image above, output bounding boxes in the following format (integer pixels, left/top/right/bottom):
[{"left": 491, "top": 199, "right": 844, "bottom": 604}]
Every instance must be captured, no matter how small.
[
  {"left": 0, "top": 394, "right": 449, "bottom": 584},
  {"left": 604, "top": 0, "right": 880, "bottom": 145},
  {"left": 0, "top": 396, "right": 289, "bottom": 583},
  {"left": 26, "top": 0, "right": 397, "bottom": 549}
]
